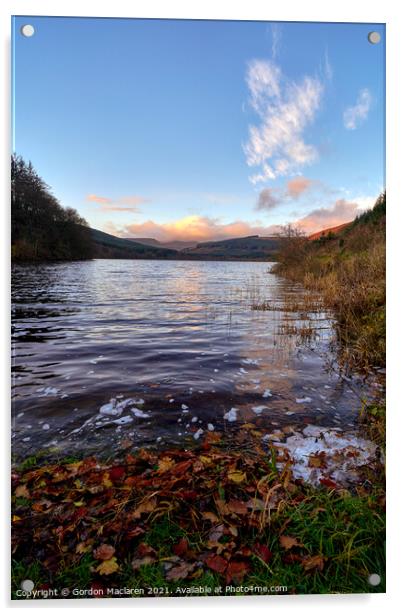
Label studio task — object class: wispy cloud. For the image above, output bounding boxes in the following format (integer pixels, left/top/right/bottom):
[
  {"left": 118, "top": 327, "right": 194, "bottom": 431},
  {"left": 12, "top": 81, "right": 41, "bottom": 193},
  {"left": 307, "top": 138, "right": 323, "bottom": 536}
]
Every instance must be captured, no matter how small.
[
  {"left": 323, "top": 48, "right": 333, "bottom": 82},
  {"left": 244, "top": 59, "right": 323, "bottom": 183},
  {"left": 270, "top": 24, "right": 282, "bottom": 60},
  {"left": 86, "top": 193, "right": 150, "bottom": 212},
  {"left": 343, "top": 89, "right": 372, "bottom": 130}
]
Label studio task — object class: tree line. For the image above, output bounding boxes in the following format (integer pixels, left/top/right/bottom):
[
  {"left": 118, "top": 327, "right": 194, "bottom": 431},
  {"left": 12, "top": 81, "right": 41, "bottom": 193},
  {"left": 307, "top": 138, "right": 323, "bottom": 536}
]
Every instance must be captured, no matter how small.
[{"left": 11, "top": 155, "right": 93, "bottom": 261}]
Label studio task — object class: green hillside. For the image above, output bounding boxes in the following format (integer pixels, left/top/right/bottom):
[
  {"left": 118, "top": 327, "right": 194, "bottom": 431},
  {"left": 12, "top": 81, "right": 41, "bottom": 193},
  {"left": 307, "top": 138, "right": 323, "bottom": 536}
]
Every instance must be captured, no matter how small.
[
  {"left": 91, "top": 228, "right": 179, "bottom": 259},
  {"left": 182, "top": 235, "right": 281, "bottom": 260},
  {"left": 274, "top": 192, "right": 386, "bottom": 371}
]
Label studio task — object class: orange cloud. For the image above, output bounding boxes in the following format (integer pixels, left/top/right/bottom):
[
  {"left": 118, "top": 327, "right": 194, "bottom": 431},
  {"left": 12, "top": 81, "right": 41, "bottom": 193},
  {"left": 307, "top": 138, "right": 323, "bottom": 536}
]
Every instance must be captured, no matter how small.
[
  {"left": 86, "top": 193, "right": 150, "bottom": 212},
  {"left": 102, "top": 197, "right": 375, "bottom": 242},
  {"left": 286, "top": 177, "right": 314, "bottom": 199},
  {"left": 295, "top": 199, "right": 364, "bottom": 233},
  {"left": 105, "top": 215, "right": 282, "bottom": 242},
  {"left": 87, "top": 194, "right": 112, "bottom": 204}
]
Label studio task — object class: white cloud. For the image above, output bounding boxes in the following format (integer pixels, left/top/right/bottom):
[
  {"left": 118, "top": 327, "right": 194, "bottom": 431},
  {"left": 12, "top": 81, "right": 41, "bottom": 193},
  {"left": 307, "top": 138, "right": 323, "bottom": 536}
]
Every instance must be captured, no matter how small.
[
  {"left": 244, "top": 60, "right": 323, "bottom": 183},
  {"left": 270, "top": 24, "right": 281, "bottom": 60},
  {"left": 343, "top": 89, "right": 372, "bottom": 130}
]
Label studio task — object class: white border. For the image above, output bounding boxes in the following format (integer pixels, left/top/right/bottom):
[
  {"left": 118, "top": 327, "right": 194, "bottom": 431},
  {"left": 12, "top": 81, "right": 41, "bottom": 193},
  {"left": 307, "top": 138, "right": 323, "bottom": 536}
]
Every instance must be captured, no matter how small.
[{"left": 1, "top": 1, "right": 401, "bottom": 614}]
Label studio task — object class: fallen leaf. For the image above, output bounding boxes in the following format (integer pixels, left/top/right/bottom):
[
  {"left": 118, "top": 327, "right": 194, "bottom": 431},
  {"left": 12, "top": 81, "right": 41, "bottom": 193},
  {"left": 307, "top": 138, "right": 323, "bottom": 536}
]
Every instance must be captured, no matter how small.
[
  {"left": 302, "top": 555, "right": 326, "bottom": 572},
  {"left": 131, "top": 556, "right": 156, "bottom": 570},
  {"left": 96, "top": 557, "right": 119, "bottom": 575},
  {"left": 253, "top": 543, "right": 273, "bottom": 563},
  {"left": 308, "top": 452, "right": 327, "bottom": 468},
  {"left": 202, "top": 511, "right": 220, "bottom": 524},
  {"left": 279, "top": 535, "right": 301, "bottom": 550},
  {"left": 172, "top": 538, "right": 189, "bottom": 558},
  {"left": 227, "top": 499, "right": 248, "bottom": 515},
  {"left": 320, "top": 478, "right": 338, "bottom": 489},
  {"left": 227, "top": 470, "right": 246, "bottom": 484},
  {"left": 205, "top": 554, "right": 228, "bottom": 574},
  {"left": 109, "top": 466, "right": 126, "bottom": 482},
  {"left": 158, "top": 457, "right": 175, "bottom": 473},
  {"left": 93, "top": 544, "right": 115, "bottom": 561},
  {"left": 226, "top": 560, "right": 249, "bottom": 583},
  {"left": 15, "top": 484, "right": 30, "bottom": 499},
  {"left": 132, "top": 497, "right": 157, "bottom": 519},
  {"left": 165, "top": 561, "right": 195, "bottom": 581}
]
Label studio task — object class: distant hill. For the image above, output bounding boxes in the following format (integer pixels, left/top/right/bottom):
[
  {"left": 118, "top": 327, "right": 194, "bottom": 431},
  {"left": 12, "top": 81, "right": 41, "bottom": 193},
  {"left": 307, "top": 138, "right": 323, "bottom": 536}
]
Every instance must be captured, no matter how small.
[
  {"left": 90, "top": 230, "right": 281, "bottom": 261},
  {"left": 90, "top": 228, "right": 179, "bottom": 259},
  {"left": 181, "top": 235, "right": 281, "bottom": 260},
  {"left": 128, "top": 238, "right": 198, "bottom": 251}
]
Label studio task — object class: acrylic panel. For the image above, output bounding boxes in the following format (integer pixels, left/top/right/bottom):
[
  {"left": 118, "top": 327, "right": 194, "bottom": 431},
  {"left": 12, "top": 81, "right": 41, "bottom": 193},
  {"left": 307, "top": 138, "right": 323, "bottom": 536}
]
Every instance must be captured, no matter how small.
[{"left": 11, "top": 16, "right": 385, "bottom": 600}]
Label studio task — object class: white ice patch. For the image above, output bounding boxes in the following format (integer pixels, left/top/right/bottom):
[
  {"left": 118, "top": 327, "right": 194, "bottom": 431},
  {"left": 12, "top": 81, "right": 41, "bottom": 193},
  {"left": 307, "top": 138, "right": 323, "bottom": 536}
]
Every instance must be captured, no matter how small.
[
  {"left": 99, "top": 397, "right": 139, "bottom": 417},
  {"left": 224, "top": 407, "right": 238, "bottom": 422},
  {"left": 296, "top": 396, "right": 312, "bottom": 404},
  {"left": 130, "top": 408, "right": 150, "bottom": 418},
  {"left": 37, "top": 387, "right": 59, "bottom": 397},
  {"left": 181, "top": 404, "right": 189, "bottom": 411},
  {"left": 262, "top": 389, "right": 273, "bottom": 398},
  {"left": 207, "top": 423, "right": 215, "bottom": 431},
  {"left": 193, "top": 428, "right": 204, "bottom": 440},
  {"left": 278, "top": 425, "right": 378, "bottom": 486},
  {"left": 252, "top": 405, "right": 268, "bottom": 415},
  {"left": 42, "top": 423, "right": 50, "bottom": 431}
]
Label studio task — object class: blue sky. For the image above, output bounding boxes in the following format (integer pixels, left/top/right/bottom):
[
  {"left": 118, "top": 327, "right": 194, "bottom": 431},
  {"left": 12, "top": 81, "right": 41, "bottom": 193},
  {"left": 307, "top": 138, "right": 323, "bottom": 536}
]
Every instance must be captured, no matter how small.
[{"left": 12, "top": 17, "right": 385, "bottom": 240}]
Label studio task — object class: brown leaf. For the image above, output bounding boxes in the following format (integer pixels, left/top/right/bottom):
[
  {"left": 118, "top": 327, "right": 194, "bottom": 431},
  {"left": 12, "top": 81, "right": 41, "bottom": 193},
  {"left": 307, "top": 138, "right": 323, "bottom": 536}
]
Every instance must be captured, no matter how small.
[
  {"left": 308, "top": 452, "right": 327, "bottom": 468},
  {"left": 279, "top": 535, "right": 302, "bottom": 550},
  {"left": 172, "top": 538, "right": 190, "bottom": 558},
  {"left": 253, "top": 543, "right": 273, "bottom": 563},
  {"left": 202, "top": 511, "right": 220, "bottom": 524},
  {"left": 320, "top": 478, "right": 338, "bottom": 489},
  {"left": 15, "top": 484, "right": 30, "bottom": 499},
  {"left": 205, "top": 554, "right": 228, "bottom": 574},
  {"left": 137, "top": 543, "right": 157, "bottom": 558},
  {"left": 132, "top": 497, "right": 157, "bottom": 519},
  {"left": 96, "top": 557, "right": 119, "bottom": 575},
  {"left": 131, "top": 555, "right": 156, "bottom": 570},
  {"left": 226, "top": 560, "right": 249, "bottom": 583},
  {"left": 227, "top": 499, "right": 248, "bottom": 515},
  {"left": 93, "top": 544, "right": 115, "bottom": 561},
  {"left": 302, "top": 555, "right": 326, "bottom": 572},
  {"left": 165, "top": 561, "right": 195, "bottom": 581},
  {"left": 158, "top": 457, "right": 175, "bottom": 473}
]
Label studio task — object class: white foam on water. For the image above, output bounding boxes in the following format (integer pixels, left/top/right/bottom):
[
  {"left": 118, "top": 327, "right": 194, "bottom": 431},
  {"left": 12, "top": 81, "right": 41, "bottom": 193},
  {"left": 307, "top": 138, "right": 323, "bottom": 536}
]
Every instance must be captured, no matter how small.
[
  {"left": 252, "top": 405, "right": 268, "bottom": 415},
  {"left": 224, "top": 407, "right": 238, "bottom": 422}
]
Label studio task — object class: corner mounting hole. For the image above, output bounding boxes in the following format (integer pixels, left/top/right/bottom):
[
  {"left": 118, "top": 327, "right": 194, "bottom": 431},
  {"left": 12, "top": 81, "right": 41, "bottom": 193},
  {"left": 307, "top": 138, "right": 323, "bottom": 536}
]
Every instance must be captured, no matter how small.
[
  {"left": 368, "top": 31, "right": 381, "bottom": 44},
  {"left": 21, "top": 24, "right": 35, "bottom": 38}
]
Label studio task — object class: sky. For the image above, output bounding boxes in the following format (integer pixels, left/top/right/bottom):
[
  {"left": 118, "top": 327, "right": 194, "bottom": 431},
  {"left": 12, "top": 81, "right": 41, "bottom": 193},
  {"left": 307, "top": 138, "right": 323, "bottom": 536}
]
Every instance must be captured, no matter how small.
[{"left": 12, "top": 17, "right": 385, "bottom": 241}]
